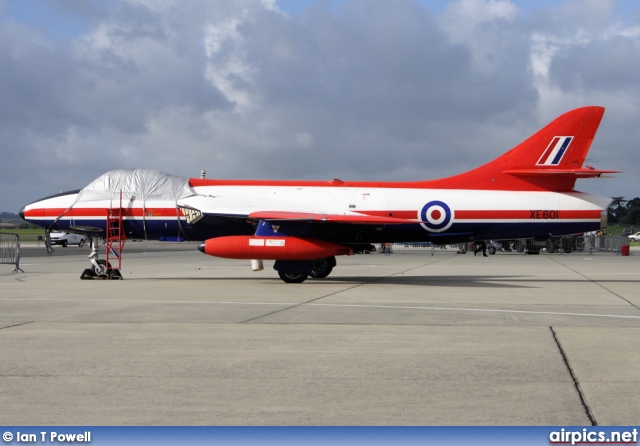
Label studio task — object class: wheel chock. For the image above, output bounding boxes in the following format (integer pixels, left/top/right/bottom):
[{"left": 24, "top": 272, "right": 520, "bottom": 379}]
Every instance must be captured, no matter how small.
[
  {"left": 80, "top": 269, "right": 96, "bottom": 280},
  {"left": 79, "top": 268, "right": 123, "bottom": 280}
]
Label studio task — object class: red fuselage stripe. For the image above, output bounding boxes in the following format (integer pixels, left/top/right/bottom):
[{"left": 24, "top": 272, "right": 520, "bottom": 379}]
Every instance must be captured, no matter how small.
[
  {"left": 23, "top": 208, "right": 184, "bottom": 218},
  {"left": 360, "top": 209, "right": 601, "bottom": 220},
  {"left": 24, "top": 208, "right": 601, "bottom": 221}
]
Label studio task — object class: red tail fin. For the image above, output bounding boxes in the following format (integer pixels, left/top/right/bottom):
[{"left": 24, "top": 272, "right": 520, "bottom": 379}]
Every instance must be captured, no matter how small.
[{"left": 436, "top": 106, "right": 618, "bottom": 192}]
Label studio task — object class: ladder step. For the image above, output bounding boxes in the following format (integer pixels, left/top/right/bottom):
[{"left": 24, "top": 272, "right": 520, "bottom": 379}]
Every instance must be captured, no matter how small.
[{"left": 106, "top": 203, "right": 126, "bottom": 272}]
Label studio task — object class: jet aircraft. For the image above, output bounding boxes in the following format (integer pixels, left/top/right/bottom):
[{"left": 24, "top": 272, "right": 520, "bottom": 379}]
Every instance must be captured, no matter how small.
[{"left": 21, "top": 106, "right": 618, "bottom": 282}]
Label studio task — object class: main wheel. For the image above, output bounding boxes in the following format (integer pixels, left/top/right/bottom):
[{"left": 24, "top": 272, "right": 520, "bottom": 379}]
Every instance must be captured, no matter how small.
[
  {"left": 278, "top": 271, "right": 308, "bottom": 283},
  {"left": 91, "top": 259, "right": 111, "bottom": 276},
  {"left": 546, "top": 241, "right": 556, "bottom": 253},
  {"left": 309, "top": 257, "right": 335, "bottom": 279}
]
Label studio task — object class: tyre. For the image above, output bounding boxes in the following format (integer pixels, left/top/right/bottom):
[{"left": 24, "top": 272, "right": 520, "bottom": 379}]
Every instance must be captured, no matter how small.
[
  {"left": 488, "top": 245, "right": 496, "bottom": 255},
  {"left": 309, "top": 256, "right": 335, "bottom": 279},
  {"left": 546, "top": 242, "right": 556, "bottom": 253},
  {"left": 79, "top": 239, "right": 85, "bottom": 247},
  {"left": 91, "top": 259, "right": 112, "bottom": 276},
  {"left": 278, "top": 271, "right": 308, "bottom": 283},
  {"left": 62, "top": 240, "right": 68, "bottom": 248}
]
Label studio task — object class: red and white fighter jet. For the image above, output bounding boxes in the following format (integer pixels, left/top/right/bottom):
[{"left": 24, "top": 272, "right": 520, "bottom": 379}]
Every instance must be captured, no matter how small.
[{"left": 21, "top": 106, "right": 618, "bottom": 282}]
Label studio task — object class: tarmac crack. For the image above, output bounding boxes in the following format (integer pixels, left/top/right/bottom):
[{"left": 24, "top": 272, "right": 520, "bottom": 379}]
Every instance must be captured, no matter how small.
[
  {"left": 240, "top": 259, "right": 444, "bottom": 323},
  {"left": 550, "top": 326, "right": 597, "bottom": 426},
  {"left": 239, "top": 283, "right": 370, "bottom": 323},
  {"left": 546, "top": 256, "right": 640, "bottom": 311},
  {"left": 0, "top": 322, "right": 35, "bottom": 330}
]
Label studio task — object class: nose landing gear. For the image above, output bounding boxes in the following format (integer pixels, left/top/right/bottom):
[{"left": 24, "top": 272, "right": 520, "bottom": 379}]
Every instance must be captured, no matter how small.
[{"left": 80, "top": 237, "right": 122, "bottom": 280}]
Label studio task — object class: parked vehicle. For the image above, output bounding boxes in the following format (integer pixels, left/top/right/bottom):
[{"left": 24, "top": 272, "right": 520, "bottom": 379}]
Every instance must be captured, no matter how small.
[
  {"left": 49, "top": 231, "right": 86, "bottom": 247},
  {"left": 628, "top": 232, "right": 640, "bottom": 242},
  {"left": 487, "top": 241, "right": 502, "bottom": 255}
]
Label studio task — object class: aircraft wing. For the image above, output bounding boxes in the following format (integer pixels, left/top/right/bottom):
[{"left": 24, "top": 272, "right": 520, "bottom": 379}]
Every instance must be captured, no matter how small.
[{"left": 248, "top": 211, "right": 420, "bottom": 225}]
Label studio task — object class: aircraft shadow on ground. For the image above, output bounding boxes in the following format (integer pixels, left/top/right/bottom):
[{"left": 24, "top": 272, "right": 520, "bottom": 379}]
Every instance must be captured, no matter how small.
[{"left": 129, "top": 274, "right": 638, "bottom": 289}]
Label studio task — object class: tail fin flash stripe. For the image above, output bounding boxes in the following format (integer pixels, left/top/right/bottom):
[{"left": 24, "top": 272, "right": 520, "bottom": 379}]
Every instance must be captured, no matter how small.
[
  {"left": 551, "top": 137, "right": 572, "bottom": 165},
  {"left": 537, "top": 136, "right": 560, "bottom": 165},
  {"left": 537, "top": 136, "right": 573, "bottom": 166}
]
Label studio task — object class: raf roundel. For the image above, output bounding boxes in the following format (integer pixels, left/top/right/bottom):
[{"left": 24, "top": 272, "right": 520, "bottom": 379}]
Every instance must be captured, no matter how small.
[{"left": 419, "top": 200, "right": 454, "bottom": 232}]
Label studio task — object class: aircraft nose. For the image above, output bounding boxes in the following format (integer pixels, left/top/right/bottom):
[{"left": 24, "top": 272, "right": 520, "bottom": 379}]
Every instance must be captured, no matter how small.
[
  {"left": 19, "top": 206, "right": 26, "bottom": 220},
  {"left": 198, "top": 242, "right": 206, "bottom": 253}
]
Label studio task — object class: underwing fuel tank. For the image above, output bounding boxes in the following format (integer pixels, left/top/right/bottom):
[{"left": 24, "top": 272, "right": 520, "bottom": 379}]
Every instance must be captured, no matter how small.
[{"left": 198, "top": 236, "right": 354, "bottom": 260}]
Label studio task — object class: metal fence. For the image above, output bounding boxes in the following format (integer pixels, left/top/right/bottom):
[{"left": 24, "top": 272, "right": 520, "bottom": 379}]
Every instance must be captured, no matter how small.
[
  {"left": 15, "top": 234, "right": 44, "bottom": 244},
  {"left": 378, "top": 236, "right": 632, "bottom": 255},
  {"left": 0, "top": 232, "right": 24, "bottom": 273},
  {"left": 582, "top": 235, "right": 630, "bottom": 254}
]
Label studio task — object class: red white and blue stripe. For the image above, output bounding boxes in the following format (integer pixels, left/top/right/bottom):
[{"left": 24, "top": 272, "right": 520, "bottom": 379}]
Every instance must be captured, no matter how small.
[{"left": 536, "top": 136, "right": 573, "bottom": 166}]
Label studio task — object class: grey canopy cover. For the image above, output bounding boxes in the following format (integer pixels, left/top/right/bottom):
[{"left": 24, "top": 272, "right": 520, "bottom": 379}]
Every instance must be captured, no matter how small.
[{"left": 75, "top": 169, "right": 196, "bottom": 203}]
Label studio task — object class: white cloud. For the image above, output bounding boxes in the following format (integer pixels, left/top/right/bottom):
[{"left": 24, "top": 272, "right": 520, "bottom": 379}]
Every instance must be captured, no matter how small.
[
  {"left": 438, "top": 0, "right": 522, "bottom": 74},
  {"left": 528, "top": 1, "right": 640, "bottom": 121},
  {"left": 204, "top": 17, "right": 258, "bottom": 111},
  {"left": 441, "top": 0, "right": 519, "bottom": 32}
]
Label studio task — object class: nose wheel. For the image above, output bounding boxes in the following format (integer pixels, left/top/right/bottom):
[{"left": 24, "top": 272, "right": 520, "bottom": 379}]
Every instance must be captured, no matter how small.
[{"left": 92, "top": 259, "right": 111, "bottom": 275}]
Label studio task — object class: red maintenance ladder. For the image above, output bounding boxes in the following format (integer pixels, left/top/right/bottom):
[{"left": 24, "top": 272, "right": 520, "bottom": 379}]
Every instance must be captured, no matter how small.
[{"left": 105, "top": 192, "right": 127, "bottom": 277}]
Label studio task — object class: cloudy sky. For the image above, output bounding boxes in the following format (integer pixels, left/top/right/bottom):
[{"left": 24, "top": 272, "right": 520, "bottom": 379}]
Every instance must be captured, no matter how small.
[{"left": 1, "top": 0, "right": 639, "bottom": 214}]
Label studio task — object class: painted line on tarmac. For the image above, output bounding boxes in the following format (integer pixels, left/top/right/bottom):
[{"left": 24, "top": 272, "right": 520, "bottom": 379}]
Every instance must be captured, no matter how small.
[
  {"left": 2, "top": 297, "right": 640, "bottom": 320},
  {"left": 306, "top": 303, "right": 640, "bottom": 319}
]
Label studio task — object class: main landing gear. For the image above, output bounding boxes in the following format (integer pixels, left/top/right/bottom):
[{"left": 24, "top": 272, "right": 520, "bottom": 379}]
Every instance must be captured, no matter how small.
[
  {"left": 278, "top": 271, "right": 309, "bottom": 283},
  {"left": 274, "top": 256, "right": 337, "bottom": 283},
  {"left": 310, "top": 256, "right": 336, "bottom": 279}
]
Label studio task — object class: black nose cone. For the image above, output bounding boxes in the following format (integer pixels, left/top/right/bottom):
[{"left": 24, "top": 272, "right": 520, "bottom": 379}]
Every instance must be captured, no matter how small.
[
  {"left": 198, "top": 242, "right": 206, "bottom": 253},
  {"left": 19, "top": 206, "right": 26, "bottom": 220}
]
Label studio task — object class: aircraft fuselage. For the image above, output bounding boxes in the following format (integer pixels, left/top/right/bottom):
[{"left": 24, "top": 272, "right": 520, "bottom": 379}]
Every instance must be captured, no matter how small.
[{"left": 22, "top": 183, "right": 609, "bottom": 245}]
